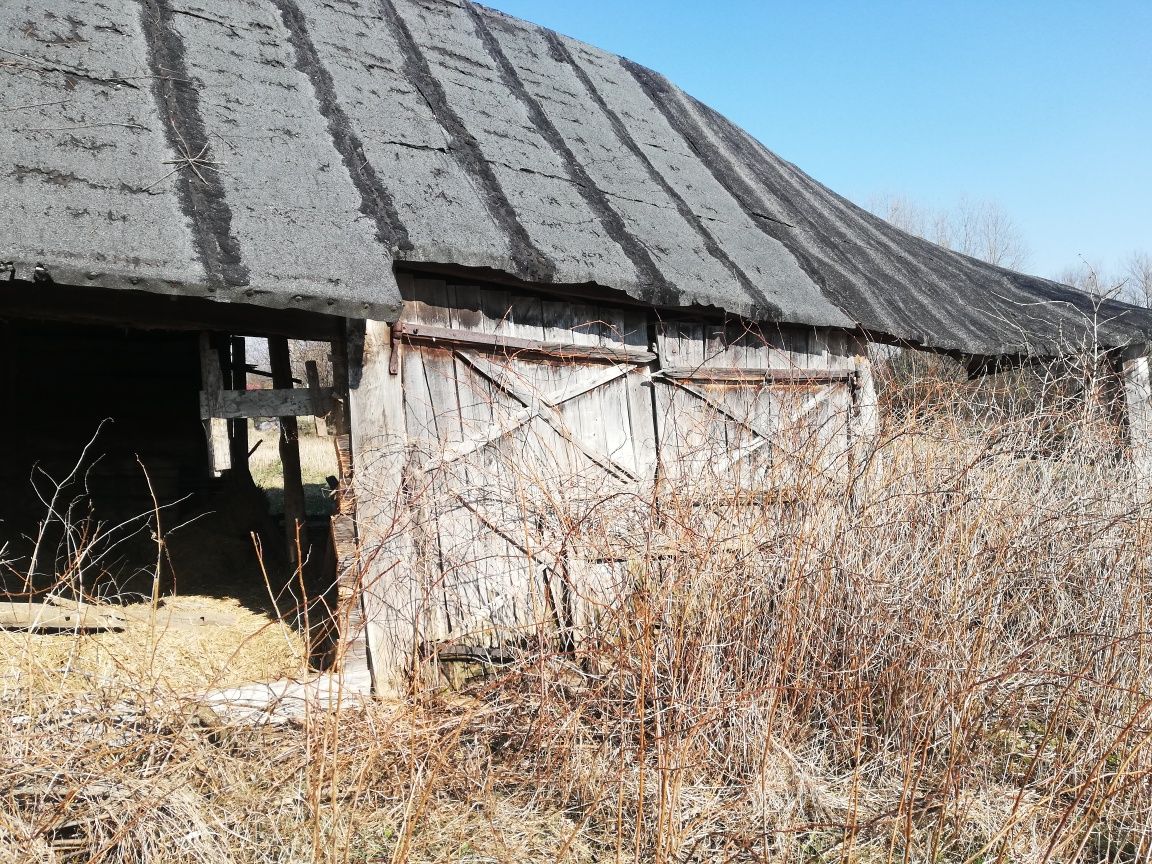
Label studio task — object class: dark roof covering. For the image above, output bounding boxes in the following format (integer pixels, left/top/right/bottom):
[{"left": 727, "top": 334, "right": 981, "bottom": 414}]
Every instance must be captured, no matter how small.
[{"left": 2, "top": 0, "right": 1148, "bottom": 353}]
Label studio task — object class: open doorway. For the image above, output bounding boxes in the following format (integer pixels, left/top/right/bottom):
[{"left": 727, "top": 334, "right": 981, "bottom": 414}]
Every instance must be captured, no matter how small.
[{"left": 0, "top": 284, "right": 355, "bottom": 684}]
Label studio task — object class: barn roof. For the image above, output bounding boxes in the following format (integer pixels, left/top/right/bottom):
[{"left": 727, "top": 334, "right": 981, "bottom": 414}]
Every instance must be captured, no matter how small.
[{"left": 2, "top": 0, "right": 1148, "bottom": 355}]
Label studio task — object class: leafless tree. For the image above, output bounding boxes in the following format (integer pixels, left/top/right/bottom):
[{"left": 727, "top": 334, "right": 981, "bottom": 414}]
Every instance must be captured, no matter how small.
[
  {"left": 290, "top": 340, "right": 333, "bottom": 388},
  {"left": 1053, "top": 252, "right": 1152, "bottom": 307},
  {"left": 1126, "top": 251, "right": 1152, "bottom": 308},
  {"left": 868, "top": 194, "right": 1029, "bottom": 269}
]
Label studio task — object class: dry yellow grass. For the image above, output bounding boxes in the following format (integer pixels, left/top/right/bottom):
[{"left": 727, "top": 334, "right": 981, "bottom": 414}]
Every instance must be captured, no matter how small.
[
  {"left": 0, "top": 596, "right": 306, "bottom": 695},
  {"left": 248, "top": 423, "right": 340, "bottom": 516},
  {"left": 2, "top": 352, "right": 1151, "bottom": 863}
]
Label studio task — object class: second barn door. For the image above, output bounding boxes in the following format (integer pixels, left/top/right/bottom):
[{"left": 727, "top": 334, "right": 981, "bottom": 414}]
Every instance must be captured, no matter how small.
[
  {"left": 397, "top": 276, "right": 657, "bottom": 655},
  {"left": 653, "top": 320, "right": 855, "bottom": 498}
]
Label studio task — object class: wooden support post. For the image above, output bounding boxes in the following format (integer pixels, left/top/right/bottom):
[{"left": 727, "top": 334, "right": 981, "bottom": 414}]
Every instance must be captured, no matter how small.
[
  {"left": 1121, "top": 345, "right": 1152, "bottom": 487},
  {"left": 269, "top": 337, "right": 306, "bottom": 564},
  {"left": 347, "top": 314, "right": 416, "bottom": 697},
  {"left": 326, "top": 332, "right": 371, "bottom": 679},
  {"left": 199, "top": 333, "right": 231, "bottom": 476},
  {"left": 229, "top": 336, "right": 250, "bottom": 475}
]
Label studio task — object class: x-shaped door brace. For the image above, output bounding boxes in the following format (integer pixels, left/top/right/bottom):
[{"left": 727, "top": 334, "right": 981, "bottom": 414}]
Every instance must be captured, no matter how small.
[
  {"left": 424, "top": 350, "right": 639, "bottom": 483},
  {"left": 655, "top": 374, "right": 840, "bottom": 472}
]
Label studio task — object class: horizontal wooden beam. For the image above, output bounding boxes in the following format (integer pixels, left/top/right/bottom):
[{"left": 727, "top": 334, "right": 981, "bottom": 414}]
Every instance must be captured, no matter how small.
[
  {"left": 656, "top": 367, "right": 856, "bottom": 383},
  {"left": 200, "top": 387, "right": 334, "bottom": 419},
  {"left": 394, "top": 320, "right": 656, "bottom": 364}
]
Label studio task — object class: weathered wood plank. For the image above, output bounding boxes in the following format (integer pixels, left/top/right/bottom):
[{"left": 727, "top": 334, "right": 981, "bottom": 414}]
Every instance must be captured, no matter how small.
[
  {"left": 394, "top": 321, "right": 656, "bottom": 364},
  {"left": 0, "top": 602, "right": 126, "bottom": 631},
  {"left": 199, "top": 387, "right": 334, "bottom": 419},
  {"left": 657, "top": 367, "right": 855, "bottom": 383},
  {"left": 349, "top": 313, "right": 413, "bottom": 697},
  {"left": 199, "top": 333, "right": 231, "bottom": 475}
]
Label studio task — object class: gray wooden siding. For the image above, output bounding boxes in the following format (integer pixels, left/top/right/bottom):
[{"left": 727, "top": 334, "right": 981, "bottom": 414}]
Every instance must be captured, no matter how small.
[{"left": 354, "top": 274, "right": 864, "bottom": 678}]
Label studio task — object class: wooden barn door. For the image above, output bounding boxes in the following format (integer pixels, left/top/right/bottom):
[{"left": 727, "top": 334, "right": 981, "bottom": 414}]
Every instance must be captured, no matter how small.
[
  {"left": 653, "top": 321, "right": 855, "bottom": 497},
  {"left": 396, "top": 277, "right": 656, "bottom": 656}
]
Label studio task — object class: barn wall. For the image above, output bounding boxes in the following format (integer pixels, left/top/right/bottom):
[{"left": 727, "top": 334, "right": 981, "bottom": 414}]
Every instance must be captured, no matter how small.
[{"left": 350, "top": 272, "right": 869, "bottom": 689}]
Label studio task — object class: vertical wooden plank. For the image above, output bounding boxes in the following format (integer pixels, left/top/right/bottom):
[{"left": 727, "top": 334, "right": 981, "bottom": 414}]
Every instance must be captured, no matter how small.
[
  {"left": 479, "top": 286, "right": 513, "bottom": 335},
  {"left": 509, "top": 291, "right": 545, "bottom": 341},
  {"left": 623, "top": 310, "right": 658, "bottom": 483},
  {"left": 541, "top": 298, "right": 578, "bottom": 346},
  {"left": 680, "top": 323, "right": 706, "bottom": 369},
  {"left": 599, "top": 306, "right": 642, "bottom": 477},
  {"left": 229, "top": 336, "right": 251, "bottom": 471},
  {"left": 327, "top": 330, "right": 370, "bottom": 677},
  {"left": 759, "top": 324, "right": 789, "bottom": 371},
  {"left": 198, "top": 333, "right": 231, "bottom": 475},
  {"left": 567, "top": 302, "right": 603, "bottom": 347},
  {"left": 703, "top": 322, "right": 727, "bottom": 368},
  {"left": 269, "top": 336, "right": 306, "bottom": 567},
  {"left": 784, "top": 326, "right": 809, "bottom": 372},
  {"left": 725, "top": 319, "right": 750, "bottom": 370},
  {"left": 808, "top": 328, "right": 831, "bottom": 372},
  {"left": 305, "top": 359, "right": 330, "bottom": 437},
  {"left": 447, "top": 282, "right": 484, "bottom": 333}
]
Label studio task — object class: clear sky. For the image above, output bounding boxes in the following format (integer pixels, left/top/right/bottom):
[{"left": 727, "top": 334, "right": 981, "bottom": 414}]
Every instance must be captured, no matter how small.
[{"left": 482, "top": 0, "right": 1151, "bottom": 280}]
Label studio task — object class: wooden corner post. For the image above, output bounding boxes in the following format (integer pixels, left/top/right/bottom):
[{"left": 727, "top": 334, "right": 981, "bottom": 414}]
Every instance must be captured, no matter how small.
[
  {"left": 346, "top": 309, "right": 416, "bottom": 697},
  {"left": 1121, "top": 345, "right": 1152, "bottom": 486},
  {"left": 849, "top": 335, "right": 879, "bottom": 450}
]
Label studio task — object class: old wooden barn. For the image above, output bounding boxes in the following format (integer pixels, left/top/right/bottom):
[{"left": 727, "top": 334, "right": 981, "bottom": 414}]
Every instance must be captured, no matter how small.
[{"left": 4, "top": 0, "right": 1152, "bottom": 692}]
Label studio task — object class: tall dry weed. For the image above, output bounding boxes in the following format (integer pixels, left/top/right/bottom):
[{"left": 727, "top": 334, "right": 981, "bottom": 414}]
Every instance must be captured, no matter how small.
[{"left": 3, "top": 348, "right": 1152, "bottom": 863}]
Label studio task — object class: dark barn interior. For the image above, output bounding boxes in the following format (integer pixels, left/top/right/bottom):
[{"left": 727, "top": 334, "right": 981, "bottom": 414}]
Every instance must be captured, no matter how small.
[{"left": 0, "top": 283, "right": 348, "bottom": 666}]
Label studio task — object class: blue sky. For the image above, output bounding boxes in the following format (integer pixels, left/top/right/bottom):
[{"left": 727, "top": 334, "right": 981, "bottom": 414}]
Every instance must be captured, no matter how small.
[{"left": 483, "top": 0, "right": 1151, "bottom": 279}]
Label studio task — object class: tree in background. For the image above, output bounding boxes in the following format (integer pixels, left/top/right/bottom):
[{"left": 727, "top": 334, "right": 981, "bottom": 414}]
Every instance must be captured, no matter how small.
[
  {"left": 1128, "top": 251, "right": 1152, "bottom": 308},
  {"left": 1053, "top": 253, "right": 1152, "bottom": 308},
  {"left": 870, "top": 194, "right": 1150, "bottom": 309},
  {"left": 868, "top": 194, "right": 1029, "bottom": 269}
]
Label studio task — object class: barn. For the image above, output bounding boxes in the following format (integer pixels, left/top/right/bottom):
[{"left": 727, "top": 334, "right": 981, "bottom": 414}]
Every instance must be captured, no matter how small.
[{"left": 3, "top": 0, "right": 1151, "bottom": 693}]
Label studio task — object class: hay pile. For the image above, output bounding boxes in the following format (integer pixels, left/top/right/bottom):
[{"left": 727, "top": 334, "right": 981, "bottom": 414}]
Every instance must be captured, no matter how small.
[{"left": 0, "top": 596, "right": 307, "bottom": 695}]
